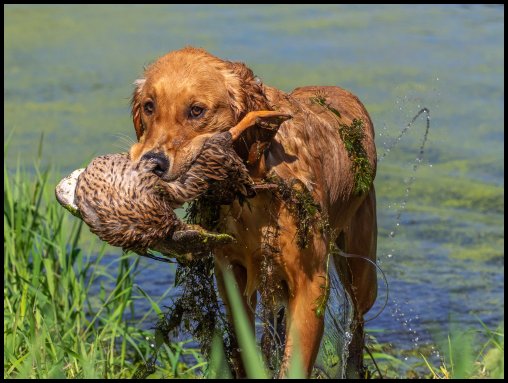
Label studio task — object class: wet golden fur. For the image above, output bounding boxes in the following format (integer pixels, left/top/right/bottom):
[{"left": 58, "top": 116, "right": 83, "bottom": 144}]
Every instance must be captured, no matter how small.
[{"left": 129, "top": 47, "right": 377, "bottom": 377}]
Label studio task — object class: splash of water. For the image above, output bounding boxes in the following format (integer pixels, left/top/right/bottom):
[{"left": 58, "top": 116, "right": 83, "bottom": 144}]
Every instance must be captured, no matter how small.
[
  {"left": 379, "top": 108, "right": 431, "bottom": 240},
  {"left": 372, "top": 106, "right": 443, "bottom": 376}
]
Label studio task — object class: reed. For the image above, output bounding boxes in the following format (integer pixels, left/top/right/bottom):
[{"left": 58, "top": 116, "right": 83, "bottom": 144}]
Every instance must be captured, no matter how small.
[{"left": 365, "top": 320, "right": 504, "bottom": 379}]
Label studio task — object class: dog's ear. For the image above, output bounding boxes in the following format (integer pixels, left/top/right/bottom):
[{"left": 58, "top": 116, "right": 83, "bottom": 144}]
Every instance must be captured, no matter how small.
[
  {"left": 131, "top": 78, "right": 146, "bottom": 140},
  {"left": 224, "top": 61, "right": 272, "bottom": 120},
  {"left": 224, "top": 61, "right": 292, "bottom": 177}
]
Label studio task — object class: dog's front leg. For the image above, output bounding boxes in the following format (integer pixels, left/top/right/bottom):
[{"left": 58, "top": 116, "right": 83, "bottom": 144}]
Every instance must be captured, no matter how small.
[{"left": 278, "top": 276, "right": 325, "bottom": 378}]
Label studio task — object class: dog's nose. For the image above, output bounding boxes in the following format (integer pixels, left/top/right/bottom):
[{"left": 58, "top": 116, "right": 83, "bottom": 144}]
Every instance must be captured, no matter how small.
[{"left": 140, "top": 151, "right": 169, "bottom": 177}]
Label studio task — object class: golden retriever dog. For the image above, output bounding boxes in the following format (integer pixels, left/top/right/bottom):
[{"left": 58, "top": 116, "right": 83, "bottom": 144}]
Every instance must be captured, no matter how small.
[{"left": 129, "top": 46, "right": 377, "bottom": 378}]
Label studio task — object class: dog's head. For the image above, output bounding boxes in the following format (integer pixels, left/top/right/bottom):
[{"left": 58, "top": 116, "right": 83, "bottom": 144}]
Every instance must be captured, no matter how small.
[{"left": 129, "top": 46, "right": 279, "bottom": 180}]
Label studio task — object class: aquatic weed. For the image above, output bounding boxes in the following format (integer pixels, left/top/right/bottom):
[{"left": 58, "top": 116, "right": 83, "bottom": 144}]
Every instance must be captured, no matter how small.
[{"left": 310, "top": 94, "right": 374, "bottom": 195}]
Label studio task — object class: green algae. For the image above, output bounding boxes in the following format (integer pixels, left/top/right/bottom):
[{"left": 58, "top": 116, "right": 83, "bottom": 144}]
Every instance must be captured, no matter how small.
[
  {"left": 309, "top": 95, "right": 342, "bottom": 118},
  {"left": 338, "top": 118, "right": 374, "bottom": 195},
  {"left": 310, "top": 95, "right": 374, "bottom": 196},
  {"left": 265, "top": 174, "right": 322, "bottom": 249}
]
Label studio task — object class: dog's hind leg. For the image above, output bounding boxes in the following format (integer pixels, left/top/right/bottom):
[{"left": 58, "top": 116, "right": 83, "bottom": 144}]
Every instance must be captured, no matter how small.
[
  {"left": 260, "top": 306, "right": 286, "bottom": 373},
  {"left": 333, "top": 186, "right": 378, "bottom": 378}
]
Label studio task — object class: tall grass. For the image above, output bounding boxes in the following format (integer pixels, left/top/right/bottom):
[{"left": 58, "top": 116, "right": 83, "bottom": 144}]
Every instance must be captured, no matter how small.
[
  {"left": 421, "top": 320, "right": 504, "bottom": 379},
  {"left": 3, "top": 141, "right": 201, "bottom": 378},
  {"left": 364, "top": 321, "right": 504, "bottom": 379}
]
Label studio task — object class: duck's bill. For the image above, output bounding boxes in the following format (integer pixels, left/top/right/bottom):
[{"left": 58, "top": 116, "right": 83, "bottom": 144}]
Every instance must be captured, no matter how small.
[{"left": 55, "top": 168, "right": 85, "bottom": 218}]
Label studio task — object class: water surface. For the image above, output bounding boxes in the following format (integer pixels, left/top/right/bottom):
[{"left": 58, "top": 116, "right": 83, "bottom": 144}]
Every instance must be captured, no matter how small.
[{"left": 5, "top": 4, "right": 504, "bottom": 375}]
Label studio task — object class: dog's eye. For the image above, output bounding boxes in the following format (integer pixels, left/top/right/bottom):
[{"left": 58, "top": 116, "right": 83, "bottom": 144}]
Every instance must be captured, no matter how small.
[
  {"left": 143, "top": 101, "right": 155, "bottom": 115},
  {"left": 189, "top": 105, "right": 205, "bottom": 119}
]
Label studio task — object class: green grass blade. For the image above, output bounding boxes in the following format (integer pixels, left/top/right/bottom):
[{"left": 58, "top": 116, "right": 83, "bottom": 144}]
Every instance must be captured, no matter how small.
[
  {"left": 207, "top": 332, "right": 233, "bottom": 379},
  {"left": 222, "top": 269, "right": 268, "bottom": 378}
]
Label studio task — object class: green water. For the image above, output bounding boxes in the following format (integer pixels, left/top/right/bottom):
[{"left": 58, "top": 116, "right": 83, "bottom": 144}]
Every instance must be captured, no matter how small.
[{"left": 5, "top": 4, "right": 504, "bottom": 373}]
